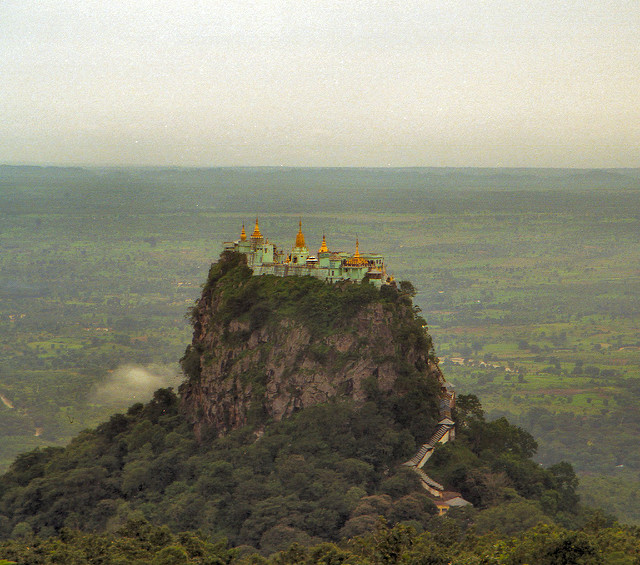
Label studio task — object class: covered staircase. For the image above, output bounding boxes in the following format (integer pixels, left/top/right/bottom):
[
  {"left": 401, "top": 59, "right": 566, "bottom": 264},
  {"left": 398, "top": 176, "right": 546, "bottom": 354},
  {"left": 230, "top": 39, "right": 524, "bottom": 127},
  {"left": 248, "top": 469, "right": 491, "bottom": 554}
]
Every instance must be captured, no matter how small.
[{"left": 402, "top": 383, "right": 471, "bottom": 513}]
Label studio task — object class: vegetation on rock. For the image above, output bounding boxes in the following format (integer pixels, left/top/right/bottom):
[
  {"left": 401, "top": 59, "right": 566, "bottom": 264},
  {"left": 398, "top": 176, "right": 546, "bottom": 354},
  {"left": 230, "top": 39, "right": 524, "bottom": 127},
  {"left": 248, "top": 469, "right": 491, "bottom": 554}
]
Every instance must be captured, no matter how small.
[{"left": 180, "top": 251, "right": 441, "bottom": 438}]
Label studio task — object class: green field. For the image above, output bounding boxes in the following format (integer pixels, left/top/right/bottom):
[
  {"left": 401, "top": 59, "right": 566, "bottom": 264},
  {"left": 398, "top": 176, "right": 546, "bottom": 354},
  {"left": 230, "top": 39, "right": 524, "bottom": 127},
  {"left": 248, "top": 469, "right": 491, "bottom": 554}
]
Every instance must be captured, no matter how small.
[{"left": 1, "top": 165, "right": 640, "bottom": 522}]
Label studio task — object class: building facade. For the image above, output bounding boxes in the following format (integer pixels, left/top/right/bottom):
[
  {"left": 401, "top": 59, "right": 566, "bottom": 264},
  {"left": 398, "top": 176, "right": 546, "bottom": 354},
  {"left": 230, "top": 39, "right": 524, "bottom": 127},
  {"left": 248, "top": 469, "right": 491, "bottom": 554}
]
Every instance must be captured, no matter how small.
[{"left": 223, "top": 219, "right": 392, "bottom": 287}]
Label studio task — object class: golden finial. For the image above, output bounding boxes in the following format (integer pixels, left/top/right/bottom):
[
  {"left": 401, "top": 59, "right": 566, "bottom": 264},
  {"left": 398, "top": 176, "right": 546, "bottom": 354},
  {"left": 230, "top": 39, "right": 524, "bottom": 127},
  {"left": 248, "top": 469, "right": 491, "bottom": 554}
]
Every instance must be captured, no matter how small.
[
  {"left": 251, "top": 218, "right": 262, "bottom": 239},
  {"left": 240, "top": 223, "right": 247, "bottom": 241},
  {"left": 345, "top": 236, "right": 368, "bottom": 266},
  {"left": 318, "top": 233, "right": 329, "bottom": 253},
  {"left": 295, "top": 219, "right": 306, "bottom": 249}
]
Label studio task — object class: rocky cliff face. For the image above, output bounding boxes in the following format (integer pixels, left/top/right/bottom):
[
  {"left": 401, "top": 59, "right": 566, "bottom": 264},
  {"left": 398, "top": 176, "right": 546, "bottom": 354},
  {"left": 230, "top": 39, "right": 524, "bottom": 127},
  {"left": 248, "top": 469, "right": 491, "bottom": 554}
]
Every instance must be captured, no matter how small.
[{"left": 180, "top": 252, "right": 444, "bottom": 439}]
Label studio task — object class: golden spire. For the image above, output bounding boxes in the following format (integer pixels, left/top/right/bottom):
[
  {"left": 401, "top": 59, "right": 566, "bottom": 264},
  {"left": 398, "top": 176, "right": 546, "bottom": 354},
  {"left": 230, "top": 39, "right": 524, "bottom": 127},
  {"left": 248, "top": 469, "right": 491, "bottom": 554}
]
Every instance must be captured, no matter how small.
[
  {"left": 345, "top": 237, "right": 368, "bottom": 266},
  {"left": 240, "top": 223, "right": 247, "bottom": 241},
  {"left": 318, "top": 233, "right": 329, "bottom": 253},
  {"left": 251, "top": 218, "right": 262, "bottom": 240},
  {"left": 295, "top": 219, "right": 307, "bottom": 249}
]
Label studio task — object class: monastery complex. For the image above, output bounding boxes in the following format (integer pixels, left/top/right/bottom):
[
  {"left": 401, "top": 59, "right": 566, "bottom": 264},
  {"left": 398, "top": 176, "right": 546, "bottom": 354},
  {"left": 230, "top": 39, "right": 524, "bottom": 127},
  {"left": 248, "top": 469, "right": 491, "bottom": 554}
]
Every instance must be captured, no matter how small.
[
  {"left": 224, "top": 219, "right": 392, "bottom": 287},
  {"left": 224, "top": 219, "right": 468, "bottom": 514}
]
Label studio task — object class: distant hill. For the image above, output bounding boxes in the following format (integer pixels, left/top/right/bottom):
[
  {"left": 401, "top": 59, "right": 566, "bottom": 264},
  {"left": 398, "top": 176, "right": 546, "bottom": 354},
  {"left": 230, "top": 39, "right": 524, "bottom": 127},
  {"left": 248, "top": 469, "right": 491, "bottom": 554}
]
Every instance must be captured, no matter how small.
[
  {"left": 2, "top": 165, "right": 638, "bottom": 216},
  {"left": 3, "top": 164, "right": 640, "bottom": 189}
]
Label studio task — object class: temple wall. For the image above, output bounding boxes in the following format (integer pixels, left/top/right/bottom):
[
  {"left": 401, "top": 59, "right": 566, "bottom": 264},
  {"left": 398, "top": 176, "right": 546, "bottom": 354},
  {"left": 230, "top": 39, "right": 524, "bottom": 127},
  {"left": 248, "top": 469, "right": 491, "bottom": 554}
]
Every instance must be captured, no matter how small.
[{"left": 225, "top": 236, "right": 386, "bottom": 288}]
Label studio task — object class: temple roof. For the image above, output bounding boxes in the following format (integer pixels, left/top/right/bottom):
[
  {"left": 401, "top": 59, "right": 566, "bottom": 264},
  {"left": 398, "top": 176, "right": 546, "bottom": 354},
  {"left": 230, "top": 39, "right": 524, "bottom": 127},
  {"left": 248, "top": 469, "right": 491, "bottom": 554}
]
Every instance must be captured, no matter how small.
[
  {"left": 240, "top": 223, "right": 247, "bottom": 241},
  {"left": 251, "top": 218, "right": 263, "bottom": 240},
  {"left": 345, "top": 239, "right": 369, "bottom": 267},
  {"left": 318, "top": 234, "right": 329, "bottom": 254},
  {"left": 295, "top": 220, "right": 307, "bottom": 249}
]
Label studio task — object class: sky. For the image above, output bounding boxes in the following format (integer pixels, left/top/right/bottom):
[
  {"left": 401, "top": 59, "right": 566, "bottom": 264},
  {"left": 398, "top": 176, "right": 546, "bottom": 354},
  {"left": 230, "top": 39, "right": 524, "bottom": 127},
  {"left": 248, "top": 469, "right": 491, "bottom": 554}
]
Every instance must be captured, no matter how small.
[{"left": 1, "top": 1, "right": 639, "bottom": 168}]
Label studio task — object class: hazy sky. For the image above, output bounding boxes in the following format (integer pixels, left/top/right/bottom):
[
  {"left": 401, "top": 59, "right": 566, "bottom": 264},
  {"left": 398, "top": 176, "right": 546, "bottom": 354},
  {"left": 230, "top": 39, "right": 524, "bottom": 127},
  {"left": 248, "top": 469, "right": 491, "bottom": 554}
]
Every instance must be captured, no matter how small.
[{"left": 2, "top": 1, "right": 639, "bottom": 167}]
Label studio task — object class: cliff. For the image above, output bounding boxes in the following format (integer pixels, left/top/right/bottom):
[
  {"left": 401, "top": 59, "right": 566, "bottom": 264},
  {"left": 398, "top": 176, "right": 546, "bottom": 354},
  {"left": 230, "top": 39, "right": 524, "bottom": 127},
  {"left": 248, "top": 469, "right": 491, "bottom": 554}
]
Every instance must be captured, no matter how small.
[{"left": 180, "top": 251, "right": 444, "bottom": 439}]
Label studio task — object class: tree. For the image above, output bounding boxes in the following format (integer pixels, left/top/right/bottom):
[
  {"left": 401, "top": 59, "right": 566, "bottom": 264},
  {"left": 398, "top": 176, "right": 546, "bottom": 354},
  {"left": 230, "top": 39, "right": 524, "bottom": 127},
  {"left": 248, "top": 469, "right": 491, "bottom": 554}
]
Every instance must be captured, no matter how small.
[
  {"left": 399, "top": 281, "right": 416, "bottom": 297},
  {"left": 152, "top": 545, "right": 189, "bottom": 565},
  {"left": 548, "top": 462, "right": 579, "bottom": 513},
  {"left": 453, "top": 394, "right": 484, "bottom": 425},
  {"left": 474, "top": 499, "right": 549, "bottom": 536}
]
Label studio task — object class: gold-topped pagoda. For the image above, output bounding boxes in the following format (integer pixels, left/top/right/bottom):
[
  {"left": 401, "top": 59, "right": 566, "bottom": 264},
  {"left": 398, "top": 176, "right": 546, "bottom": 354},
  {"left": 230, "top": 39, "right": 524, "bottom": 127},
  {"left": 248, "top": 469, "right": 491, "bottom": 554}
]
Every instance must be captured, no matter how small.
[
  {"left": 318, "top": 234, "right": 329, "bottom": 254},
  {"left": 345, "top": 239, "right": 369, "bottom": 267},
  {"left": 295, "top": 220, "right": 307, "bottom": 249},
  {"left": 223, "top": 220, "right": 390, "bottom": 287},
  {"left": 250, "top": 218, "right": 263, "bottom": 240}
]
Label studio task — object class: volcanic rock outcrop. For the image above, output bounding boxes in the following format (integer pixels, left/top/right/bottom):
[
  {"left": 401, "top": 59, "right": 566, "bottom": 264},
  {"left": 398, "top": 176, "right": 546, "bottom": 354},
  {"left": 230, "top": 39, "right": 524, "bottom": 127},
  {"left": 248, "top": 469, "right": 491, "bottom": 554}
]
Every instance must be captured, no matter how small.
[{"left": 180, "top": 251, "right": 444, "bottom": 438}]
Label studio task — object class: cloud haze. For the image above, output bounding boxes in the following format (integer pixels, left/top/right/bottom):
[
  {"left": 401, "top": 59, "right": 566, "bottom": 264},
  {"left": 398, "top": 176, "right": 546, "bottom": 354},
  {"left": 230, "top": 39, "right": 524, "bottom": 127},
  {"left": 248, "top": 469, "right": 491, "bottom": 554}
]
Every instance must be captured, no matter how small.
[
  {"left": 1, "top": 1, "right": 639, "bottom": 167},
  {"left": 91, "top": 364, "right": 183, "bottom": 407}
]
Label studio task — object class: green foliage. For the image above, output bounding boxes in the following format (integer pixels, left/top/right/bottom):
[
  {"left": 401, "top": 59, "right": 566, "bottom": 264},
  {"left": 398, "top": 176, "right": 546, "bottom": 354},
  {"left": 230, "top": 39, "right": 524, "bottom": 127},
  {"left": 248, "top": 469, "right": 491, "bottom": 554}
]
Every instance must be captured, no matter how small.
[
  {"left": 181, "top": 345, "right": 204, "bottom": 381},
  {"left": 0, "top": 384, "right": 598, "bottom": 559},
  {"left": 203, "top": 255, "right": 386, "bottom": 343},
  {"left": 204, "top": 251, "right": 253, "bottom": 293},
  {"left": 152, "top": 545, "right": 189, "bottom": 565},
  {"left": 398, "top": 281, "right": 416, "bottom": 298},
  {"left": 474, "top": 499, "right": 550, "bottom": 535},
  {"left": 452, "top": 393, "right": 484, "bottom": 425},
  {"left": 466, "top": 417, "right": 538, "bottom": 459},
  {"left": 425, "top": 405, "right": 580, "bottom": 524},
  {"left": 0, "top": 389, "right": 434, "bottom": 551},
  {"left": 3, "top": 517, "right": 640, "bottom": 564},
  {"left": 0, "top": 518, "right": 238, "bottom": 565}
]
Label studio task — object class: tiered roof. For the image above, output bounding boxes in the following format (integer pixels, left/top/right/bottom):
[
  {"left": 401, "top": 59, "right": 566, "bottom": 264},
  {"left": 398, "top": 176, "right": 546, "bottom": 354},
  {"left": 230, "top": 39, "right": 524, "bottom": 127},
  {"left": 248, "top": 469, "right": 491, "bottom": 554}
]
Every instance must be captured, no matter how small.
[
  {"left": 318, "top": 234, "right": 329, "bottom": 254},
  {"left": 344, "top": 239, "right": 369, "bottom": 267},
  {"left": 295, "top": 220, "right": 307, "bottom": 249},
  {"left": 251, "top": 218, "right": 263, "bottom": 240}
]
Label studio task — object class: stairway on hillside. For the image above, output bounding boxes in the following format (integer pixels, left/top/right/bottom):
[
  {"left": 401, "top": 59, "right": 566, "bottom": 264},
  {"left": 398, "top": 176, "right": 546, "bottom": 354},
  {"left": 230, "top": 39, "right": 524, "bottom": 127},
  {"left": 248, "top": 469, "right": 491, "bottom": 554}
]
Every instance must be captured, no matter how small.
[{"left": 403, "top": 384, "right": 471, "bottom": 513}]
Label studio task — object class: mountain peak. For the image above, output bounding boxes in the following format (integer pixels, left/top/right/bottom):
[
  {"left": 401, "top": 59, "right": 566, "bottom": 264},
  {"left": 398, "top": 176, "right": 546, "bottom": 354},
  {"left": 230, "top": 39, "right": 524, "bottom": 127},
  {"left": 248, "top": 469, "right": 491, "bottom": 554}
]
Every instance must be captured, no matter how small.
[{"left": 180, "top": 251, "right": 443, "bottom": 439}]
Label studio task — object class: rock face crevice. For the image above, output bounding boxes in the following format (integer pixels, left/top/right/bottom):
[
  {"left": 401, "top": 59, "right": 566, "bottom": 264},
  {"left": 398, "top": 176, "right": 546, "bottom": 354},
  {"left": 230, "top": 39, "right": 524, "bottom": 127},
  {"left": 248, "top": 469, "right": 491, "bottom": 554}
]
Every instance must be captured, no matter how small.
[{"left": 179, "top": 252, "right": 444, "bottom": 439}]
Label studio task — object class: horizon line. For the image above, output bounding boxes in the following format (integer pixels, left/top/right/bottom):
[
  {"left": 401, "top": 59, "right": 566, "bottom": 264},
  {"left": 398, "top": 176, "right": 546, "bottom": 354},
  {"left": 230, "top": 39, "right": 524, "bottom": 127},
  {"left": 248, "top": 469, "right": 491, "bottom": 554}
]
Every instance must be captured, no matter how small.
[{"left": 3, "top": 163, "right": 640, "bottom": 172}]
